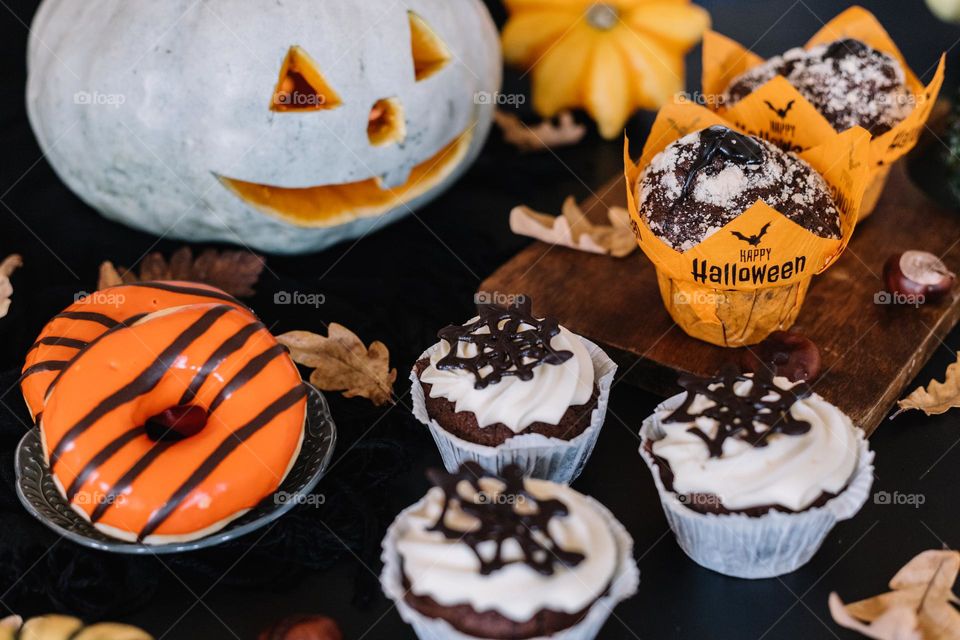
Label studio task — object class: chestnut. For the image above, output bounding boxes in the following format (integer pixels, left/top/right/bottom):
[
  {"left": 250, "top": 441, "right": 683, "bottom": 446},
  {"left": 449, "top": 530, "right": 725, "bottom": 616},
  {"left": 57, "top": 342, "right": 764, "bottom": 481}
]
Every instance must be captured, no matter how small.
[
  {"left": 258, "top": 615, "right": 342, "bottom": 640},
  {"left": 739, "top": 330, "right": 821, "bottom": 382},
  {"left": 883, "top": 251, "right": 955, "bottom": 304}
]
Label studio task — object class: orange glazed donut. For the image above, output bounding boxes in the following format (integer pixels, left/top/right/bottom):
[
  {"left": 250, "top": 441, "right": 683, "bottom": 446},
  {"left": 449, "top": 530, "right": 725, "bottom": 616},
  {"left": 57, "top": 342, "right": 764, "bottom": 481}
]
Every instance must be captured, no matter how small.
[
  {"left": 37, "top": 301, "right": 306, "bottom": 544},
  {"left": 21, "top": 281, "right": 251, "bottom": 422}
]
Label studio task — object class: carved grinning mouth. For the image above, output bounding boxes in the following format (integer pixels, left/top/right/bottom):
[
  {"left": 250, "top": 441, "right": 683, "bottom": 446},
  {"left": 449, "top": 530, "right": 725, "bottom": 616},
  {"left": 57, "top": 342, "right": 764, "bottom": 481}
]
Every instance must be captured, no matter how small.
[
  {"left": 218, "top": 12, "right": 467, "bottom": 229},
  {"left": 218, "top": 127, "right": 473, "bottom": 228}
]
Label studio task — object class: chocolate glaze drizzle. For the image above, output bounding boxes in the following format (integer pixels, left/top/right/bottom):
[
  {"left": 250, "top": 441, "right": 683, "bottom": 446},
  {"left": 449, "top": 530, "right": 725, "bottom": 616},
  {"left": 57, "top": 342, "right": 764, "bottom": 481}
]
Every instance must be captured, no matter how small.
[
  {"left": 435, "top": 298, "right": 573, "bottom": 390},
  {"left": 823, "top": 38, "right": 870, "bottom": 61},
  {"left": 664, "top": 364, "right": 812, "bottom": 458},
  {"left": 672, "top": 126, "right": 765, "bottom": 212},
  {"left": 426, "top": 462, "right": 585, "bottom": 576}
]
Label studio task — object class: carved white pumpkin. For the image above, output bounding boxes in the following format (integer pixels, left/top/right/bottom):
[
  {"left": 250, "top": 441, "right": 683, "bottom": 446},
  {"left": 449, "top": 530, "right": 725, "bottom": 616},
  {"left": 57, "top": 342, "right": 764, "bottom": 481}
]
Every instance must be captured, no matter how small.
[{"left": 27, "top": 0, "right": 501, "bottom": 253}]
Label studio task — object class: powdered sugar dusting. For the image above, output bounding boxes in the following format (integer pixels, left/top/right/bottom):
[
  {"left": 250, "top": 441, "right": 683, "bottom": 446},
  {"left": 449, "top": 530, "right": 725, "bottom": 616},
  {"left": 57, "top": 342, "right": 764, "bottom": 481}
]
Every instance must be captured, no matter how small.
[
  {"left": 637, "top": 129, "right": 841, "bottom": 251},
  {"left": 725, "top": 39, "right": 912, "bottom": 135}
]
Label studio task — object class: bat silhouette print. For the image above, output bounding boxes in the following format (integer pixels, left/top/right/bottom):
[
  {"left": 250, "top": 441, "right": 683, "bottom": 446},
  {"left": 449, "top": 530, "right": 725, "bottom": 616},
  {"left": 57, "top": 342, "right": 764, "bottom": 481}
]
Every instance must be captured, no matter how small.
[
  {"left": 764, "top": 99, "right": 794, "bottom": 119},
  {"left": 731, "top": 222, "right": 771, "bottom": 246}
]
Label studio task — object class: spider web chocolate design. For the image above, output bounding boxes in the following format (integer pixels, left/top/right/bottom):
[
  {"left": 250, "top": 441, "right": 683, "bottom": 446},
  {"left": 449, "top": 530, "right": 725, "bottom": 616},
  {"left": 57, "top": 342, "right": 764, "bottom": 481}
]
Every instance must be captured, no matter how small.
[
  {"left": 426, "top": 462, "right": 585, "bottom": 576},
  {"left": 436, "top": 298, "right": 573, "bottom": 390},
  {"left": 665, "top": 364, "right": 812, "bottom": 458}
]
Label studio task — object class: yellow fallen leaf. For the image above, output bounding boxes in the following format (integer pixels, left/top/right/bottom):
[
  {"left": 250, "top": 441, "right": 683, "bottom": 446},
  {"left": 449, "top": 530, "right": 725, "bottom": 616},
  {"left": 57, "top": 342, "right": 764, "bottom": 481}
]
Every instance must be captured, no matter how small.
[
  {"left": 830, "top": 550, "right": 960, "bottom": 640},
  {"left": 510, "top": 196, "right": 637, "bottom": 258},
  {"left": 895, "top": 355, "right": 960, "bottom": 417},
  {"left": 0, "top": 254, "right": 22, "bottom": 319},
  {"left": 494, "top": 110, "right": 586, "bottom": 152},
  {"left": 276, "top": 324, "right": 397, "bottom": 406}
]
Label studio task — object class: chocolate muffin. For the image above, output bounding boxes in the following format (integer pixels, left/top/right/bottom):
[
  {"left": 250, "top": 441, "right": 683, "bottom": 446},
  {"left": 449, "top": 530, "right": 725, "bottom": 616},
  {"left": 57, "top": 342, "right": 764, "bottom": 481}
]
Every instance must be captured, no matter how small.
[
  {"left": 725, "top": 38, "right": 912, "bottom": 135},
  {"left": 383, "top": 463, "right": 638, "bottom": 639},
  {"left": 637, "top": 126, "right": 840, "bottom": 252},
  {"left": 415, "top": 298, "right": 598, "bottom": 446}
]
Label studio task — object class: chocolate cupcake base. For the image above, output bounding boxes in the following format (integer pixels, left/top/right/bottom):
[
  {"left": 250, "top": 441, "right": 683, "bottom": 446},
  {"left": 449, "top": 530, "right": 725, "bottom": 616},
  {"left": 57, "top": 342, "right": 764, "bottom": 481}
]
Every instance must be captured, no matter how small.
[
  {"left": 414, "top": 358, "right": 599, "bottom": 447},
  {"left": 401, "top": 569, "right": 597, "bottom": 639},
  {"left": 410, "top": 337, "right": 617, "bottom": 484}
]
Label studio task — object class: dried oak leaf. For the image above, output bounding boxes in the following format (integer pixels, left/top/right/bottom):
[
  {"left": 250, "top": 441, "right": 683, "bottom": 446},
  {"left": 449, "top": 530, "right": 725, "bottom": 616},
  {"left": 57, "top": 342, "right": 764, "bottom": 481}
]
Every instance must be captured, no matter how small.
[
  {"left": 895, "top": 355, "right": 960, "bottom": 417},
  {"left": 510, "top": 196, "right": 637, "bottom": 258},
  {"left": 0, "top": 254, "right": 22, "bottom": 319},
  {"left": 98, "top": 247, "right": 265, "bottom": 297},
  {"left": 494, "top": 110, "right": 586, "bottom": 152},
  {"left": 276, "top": 324, "right": 396, "bottom": 406},
  {"left": 830, "top": 549, "right": 960, "bottom": 639}
]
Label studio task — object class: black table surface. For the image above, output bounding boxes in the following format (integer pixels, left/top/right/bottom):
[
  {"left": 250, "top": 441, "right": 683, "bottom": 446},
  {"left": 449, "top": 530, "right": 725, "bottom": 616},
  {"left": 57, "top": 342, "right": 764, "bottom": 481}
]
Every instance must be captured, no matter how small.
[{"left": 2, "top": 1, "right": 960, "bottom": 638}]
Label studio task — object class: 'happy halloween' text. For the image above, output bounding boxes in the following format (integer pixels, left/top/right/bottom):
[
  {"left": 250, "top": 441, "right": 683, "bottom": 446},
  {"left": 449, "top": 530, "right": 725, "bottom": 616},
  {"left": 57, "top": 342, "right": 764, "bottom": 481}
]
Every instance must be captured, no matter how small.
[{"left": 691, "top": 256, "right": 807, "bottom": 286}]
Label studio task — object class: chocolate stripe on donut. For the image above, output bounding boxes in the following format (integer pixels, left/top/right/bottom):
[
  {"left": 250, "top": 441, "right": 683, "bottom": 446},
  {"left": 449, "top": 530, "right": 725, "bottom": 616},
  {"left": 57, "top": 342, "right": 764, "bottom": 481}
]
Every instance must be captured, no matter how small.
[
  {"left": 48, "top": 305, "right": 234, "bottom": 468},
  {"left": 90, "top": 441, "right": 176, "bottom": 523},
  {"left": 54, "top": 311, "right": 119, "bottom": 328},
  {"left": 207, "top": 344, "right": 287, "bottom": 414},
  {"left": 30, "top": 313, "right": 149, "bottom": 397},
  {"left": 65, "top": 426, "right": 147, "bottom": 502},
  {"left": 138, "top": 383, "right": 308, "bottom": 541},
  {"left": 128, "top": 282, "right": 244, "bottom": 306},
  {"left": 178, "top": 321, "right": 264, "bottom": 406},
  {"left": 20, "top": 360, "right": 69, "bottom": 380},
  {"left": 41, "top": 313, "right": 150, "bottom": 404},
  {"left": 28, "top": 336, "right": 89, "bottom": 351}
]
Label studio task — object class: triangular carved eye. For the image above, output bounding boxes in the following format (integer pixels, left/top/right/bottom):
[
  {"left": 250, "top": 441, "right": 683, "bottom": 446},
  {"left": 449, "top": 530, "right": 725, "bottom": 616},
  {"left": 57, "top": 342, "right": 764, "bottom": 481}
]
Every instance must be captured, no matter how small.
[
  {"left": 408, "top": 11, "right": 451, "bottom": 82},
  {"left": 271, "top": 46, "right": 343, "bottom": 112}
]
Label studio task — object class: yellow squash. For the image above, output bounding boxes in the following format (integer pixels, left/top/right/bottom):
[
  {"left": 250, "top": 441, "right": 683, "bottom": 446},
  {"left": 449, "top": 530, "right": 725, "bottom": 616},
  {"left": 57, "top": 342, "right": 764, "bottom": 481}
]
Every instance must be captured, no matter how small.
[{"left": 503, "top": 0, "right": 710, "bottom": 138}]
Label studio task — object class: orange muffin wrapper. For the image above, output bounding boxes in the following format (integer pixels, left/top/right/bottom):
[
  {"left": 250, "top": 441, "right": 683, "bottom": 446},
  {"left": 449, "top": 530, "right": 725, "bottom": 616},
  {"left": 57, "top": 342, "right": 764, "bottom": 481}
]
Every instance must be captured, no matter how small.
[
  {"left": 702, "top": 6, "right": 945, "bottom": 218},
  {"left": 624, "top": 102, "right": 871, "bottom": 347}
]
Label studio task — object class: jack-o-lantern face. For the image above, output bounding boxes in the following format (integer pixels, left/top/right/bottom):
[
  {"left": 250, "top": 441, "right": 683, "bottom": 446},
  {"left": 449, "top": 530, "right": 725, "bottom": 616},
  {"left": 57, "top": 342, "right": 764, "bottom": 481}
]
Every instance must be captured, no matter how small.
[{"left": 27, "top": 0, "right": 501, "bottom": 253}]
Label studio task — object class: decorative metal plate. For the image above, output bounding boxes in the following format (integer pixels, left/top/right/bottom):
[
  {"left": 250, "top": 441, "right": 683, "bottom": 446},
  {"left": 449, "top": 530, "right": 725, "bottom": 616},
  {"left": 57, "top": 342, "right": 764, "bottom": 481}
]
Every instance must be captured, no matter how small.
[{"left": 14, "top": 384, "right": 336, "bottom": 554}]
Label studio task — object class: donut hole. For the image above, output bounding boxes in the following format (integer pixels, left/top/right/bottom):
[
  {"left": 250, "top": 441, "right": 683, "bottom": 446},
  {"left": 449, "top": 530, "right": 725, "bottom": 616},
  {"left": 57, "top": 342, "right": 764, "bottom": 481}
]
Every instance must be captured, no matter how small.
[{"left": 146, "top": 405, "right": 209, "bottom": 442}]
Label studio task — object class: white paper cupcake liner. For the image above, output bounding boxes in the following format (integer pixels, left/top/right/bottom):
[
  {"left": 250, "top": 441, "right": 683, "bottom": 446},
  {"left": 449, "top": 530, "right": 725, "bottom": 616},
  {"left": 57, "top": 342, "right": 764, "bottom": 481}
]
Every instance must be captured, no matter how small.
[
  {"left": 380, "top": 493, "right": 640, "bottom": 640},
  {"left": 638, "top": 393, "right": 875, "bottom": 579},
  {"left": 410, "top": 338, "right": 616, "bottom": 484}
]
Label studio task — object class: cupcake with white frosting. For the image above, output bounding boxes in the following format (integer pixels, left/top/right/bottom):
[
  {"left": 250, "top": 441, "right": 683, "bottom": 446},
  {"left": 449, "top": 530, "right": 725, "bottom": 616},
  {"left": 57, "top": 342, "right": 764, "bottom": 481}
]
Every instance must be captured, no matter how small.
[
  {"left": 639, "top": 364, "right": 875, "bottom": 578},
  {"left": 380, "top": 462, "right": 639, "bottom": 639},
  {"left": 411, "top": 296, "right": 615, "bottom": 483}
]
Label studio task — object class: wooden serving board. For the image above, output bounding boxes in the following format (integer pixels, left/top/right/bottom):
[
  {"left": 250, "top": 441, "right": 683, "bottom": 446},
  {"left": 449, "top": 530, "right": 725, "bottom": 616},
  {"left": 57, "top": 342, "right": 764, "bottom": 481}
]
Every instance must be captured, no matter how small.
[{"left": 481, "top": 162, "right": 960, "bottom": 435}]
